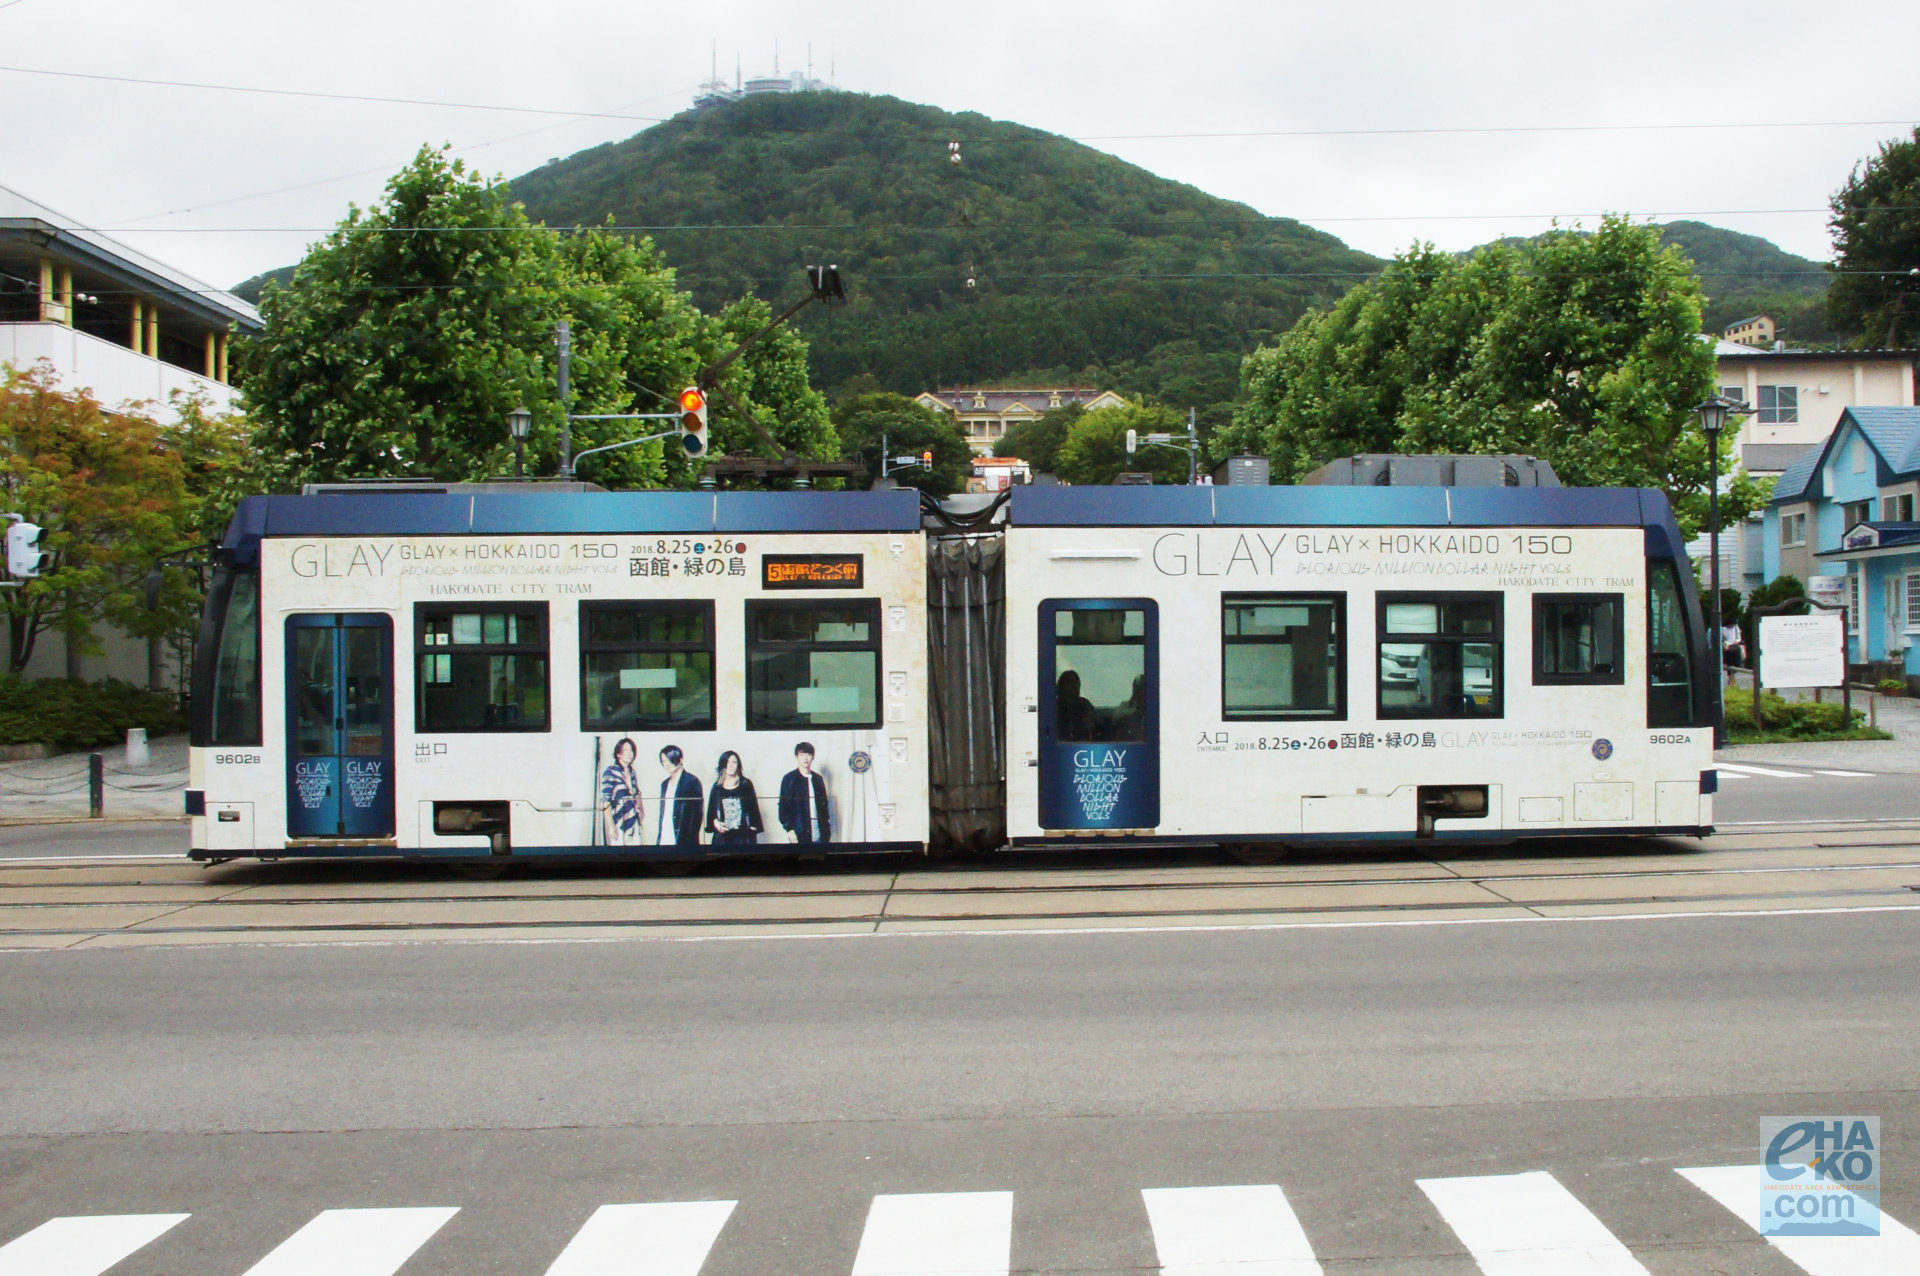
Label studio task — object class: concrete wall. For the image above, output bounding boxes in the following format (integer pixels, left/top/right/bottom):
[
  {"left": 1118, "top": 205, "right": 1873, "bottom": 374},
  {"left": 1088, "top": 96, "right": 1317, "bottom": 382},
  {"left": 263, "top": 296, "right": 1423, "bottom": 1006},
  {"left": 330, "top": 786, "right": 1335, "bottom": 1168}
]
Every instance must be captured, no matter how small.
[
  {"left": 2, "top": 620, "right": 183, "bottom": 690},
  {"left": 0, "top": 322, "right": 241, "bottom": 422}
]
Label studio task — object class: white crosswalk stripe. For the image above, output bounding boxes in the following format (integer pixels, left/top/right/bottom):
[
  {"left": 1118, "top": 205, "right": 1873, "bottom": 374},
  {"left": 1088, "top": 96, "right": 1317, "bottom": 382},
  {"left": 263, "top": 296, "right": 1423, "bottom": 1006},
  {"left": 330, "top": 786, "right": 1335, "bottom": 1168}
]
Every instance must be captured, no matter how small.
[
  {"left": 1814, "top": 769, "right": 1875, "bottom": 777},
  {"left": 850, "top": 1192, "right": 1012, "bottom": 1276},
  {"left": 0, "top": 1213, "right": 188, "bottom": 1276},
  {"left": 1141, "top": 1185, "right": 1322, "bottom": 1276},
  {"left": 1678, "top": 1165, "right": 1920, "bottom": 1276},
  {"left": 1417, "top": 1171, "right": 1649, "bottom": 1275},
  {"left": 238, "top": 1207, "right": 458, "bottom": 1276},
  {"left": 543, "top": 1201, "right": 737, "bottom": 1276},
  {"left": 1714, "top": 762, "right": 1819, "bottom": 778}
]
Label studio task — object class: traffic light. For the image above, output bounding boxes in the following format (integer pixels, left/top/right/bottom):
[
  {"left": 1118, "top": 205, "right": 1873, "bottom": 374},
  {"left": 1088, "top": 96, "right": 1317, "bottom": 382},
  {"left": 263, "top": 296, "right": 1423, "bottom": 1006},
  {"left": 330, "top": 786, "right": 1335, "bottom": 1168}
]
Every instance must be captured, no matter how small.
[
  {"left": 6, "top": 519, "right": 45, "bottom": 578},
  {"left": 677, "top": 386, "right": 708, "bottom": 458},
  {"left": 1125, "top": 428, "right": 1138, "bottom": 454},
  {"left": 921, "top": 451, "right": 933, "bottom": 469}
]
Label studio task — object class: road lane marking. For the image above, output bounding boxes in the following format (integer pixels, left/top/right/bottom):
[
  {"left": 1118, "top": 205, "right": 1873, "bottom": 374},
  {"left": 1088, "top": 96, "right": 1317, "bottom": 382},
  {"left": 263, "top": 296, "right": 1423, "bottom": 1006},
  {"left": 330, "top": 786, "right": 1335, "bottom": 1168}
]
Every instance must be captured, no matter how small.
[
  {"left": 0, "top": 1213, "right": 188, "bottom": 1276},
  {"left": 1815, "top": 770, "right": 1876, "bottom": 777},
  {"left": 1715, "top": 763, "right": 1815, "bottom": 778},
  {"left": 1141, "top": 1185, "right": 1321, "bottom": 1275},
  {"left": 239, "top": 1207, "right": 457, "bottom": 1276},
  {"left": 1678, "top": 1165, "right": 1920, "bottom": 1276},
  {"left": 850, "top": 1192, "right": 1012, "bottom": 1276},
  {"left": 1714, "top": 771, "right": 1750, "bottom": 779},
  {"left": 1417, "top": 1171, "right": 1649, "bottom": 1275},
  {"left": 543, "top": 1201, "right": 736, "bottom": 1276}
]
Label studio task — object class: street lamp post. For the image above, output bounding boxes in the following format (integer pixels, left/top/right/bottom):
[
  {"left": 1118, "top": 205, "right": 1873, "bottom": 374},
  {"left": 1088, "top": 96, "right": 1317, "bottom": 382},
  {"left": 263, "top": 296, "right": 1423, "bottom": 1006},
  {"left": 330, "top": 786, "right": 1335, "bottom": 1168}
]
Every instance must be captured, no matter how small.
[
  {"left": 1695, "top": 395, "right": 1744, "bottom": 746},
  {"left": 507, "top": 406, "right": 532, "bottom": 478}
]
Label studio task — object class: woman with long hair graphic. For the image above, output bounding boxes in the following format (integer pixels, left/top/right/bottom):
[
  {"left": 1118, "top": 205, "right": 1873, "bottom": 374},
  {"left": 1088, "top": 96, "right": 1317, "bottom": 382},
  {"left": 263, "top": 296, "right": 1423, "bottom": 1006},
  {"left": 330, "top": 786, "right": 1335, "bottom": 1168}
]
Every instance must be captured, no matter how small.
[{"left": 706, "top": 750, "right": 764, "bottom": 845}]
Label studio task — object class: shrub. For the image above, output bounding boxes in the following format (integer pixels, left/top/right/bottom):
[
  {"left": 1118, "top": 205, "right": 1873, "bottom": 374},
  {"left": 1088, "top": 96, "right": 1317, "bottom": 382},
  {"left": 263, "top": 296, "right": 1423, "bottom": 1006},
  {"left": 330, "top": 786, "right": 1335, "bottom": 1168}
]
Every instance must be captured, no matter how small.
[
  {"left": 1879, "top": 678, "right": 1906, "bottom": 696},
  {"left": 1723, "top": 686, "right": 1881, "bottom": 741},
  {"left": 0, "top": 678, "right": 185, "bottom": 748}
]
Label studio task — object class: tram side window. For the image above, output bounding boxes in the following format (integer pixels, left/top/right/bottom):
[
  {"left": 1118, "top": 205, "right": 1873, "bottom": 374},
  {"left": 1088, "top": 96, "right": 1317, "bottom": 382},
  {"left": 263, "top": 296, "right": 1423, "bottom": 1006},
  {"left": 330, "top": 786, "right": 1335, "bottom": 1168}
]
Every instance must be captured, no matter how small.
[
  {"left": 1533, "top": 594, "right": 1624, "bottom": 685},
  {"left": 746, "top": 600, "right": 881, "bottom": 730},
  {"left": 206, "top": 571, "right": 261, "bottom": 745},
  {"left": 1377, "top": 593, "right": 1503, "bottom": 719},
  {"left": 580, "top": 601, "right": 715, "bottom": 731},
  {"left": 1054, "top": 607, "right": 1148, "bottom": 742},
  {"left": 416, "top": 604, "right": 549, "bottom": 732},
  {"left": 1221, "top": 594, "right": 1344, "bottom": 720},
  {"left": 1647, "top": 561, "right": 1695, "bottom": 727}
]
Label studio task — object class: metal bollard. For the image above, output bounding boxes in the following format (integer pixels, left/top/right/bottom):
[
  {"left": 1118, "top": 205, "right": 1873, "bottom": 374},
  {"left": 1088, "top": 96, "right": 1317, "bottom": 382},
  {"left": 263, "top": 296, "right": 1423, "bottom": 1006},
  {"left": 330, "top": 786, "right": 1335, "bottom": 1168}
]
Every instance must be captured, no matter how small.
[{"left": 88, "top": 753, "right": 103, "bottom": 818}]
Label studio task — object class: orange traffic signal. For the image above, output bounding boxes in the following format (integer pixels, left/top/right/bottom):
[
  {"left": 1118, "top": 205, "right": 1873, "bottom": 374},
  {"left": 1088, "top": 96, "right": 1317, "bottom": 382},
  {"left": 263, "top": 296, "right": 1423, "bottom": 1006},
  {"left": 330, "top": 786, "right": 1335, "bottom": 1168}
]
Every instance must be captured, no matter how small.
[{"left": 678, "top": 386, "right": 708, "bottom": 458}]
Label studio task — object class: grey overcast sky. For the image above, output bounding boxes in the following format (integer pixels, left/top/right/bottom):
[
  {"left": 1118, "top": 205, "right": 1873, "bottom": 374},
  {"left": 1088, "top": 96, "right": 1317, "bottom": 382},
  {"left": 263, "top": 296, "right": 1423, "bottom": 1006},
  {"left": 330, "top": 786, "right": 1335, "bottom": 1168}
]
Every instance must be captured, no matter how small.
[{"left": 3, "top": 0, "right": 1914, "bottom": 291}]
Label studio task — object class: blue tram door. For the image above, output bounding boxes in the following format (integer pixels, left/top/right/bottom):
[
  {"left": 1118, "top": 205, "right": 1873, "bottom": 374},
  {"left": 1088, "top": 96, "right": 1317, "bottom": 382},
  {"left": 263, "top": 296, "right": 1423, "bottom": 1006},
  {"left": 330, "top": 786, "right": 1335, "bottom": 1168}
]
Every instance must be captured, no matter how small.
[
  {"left": 285, "top": 614, "right": 395, "bottom": 839},
  {"left": 1038, "top": 599, "right": 1159, "bottom": 830}
]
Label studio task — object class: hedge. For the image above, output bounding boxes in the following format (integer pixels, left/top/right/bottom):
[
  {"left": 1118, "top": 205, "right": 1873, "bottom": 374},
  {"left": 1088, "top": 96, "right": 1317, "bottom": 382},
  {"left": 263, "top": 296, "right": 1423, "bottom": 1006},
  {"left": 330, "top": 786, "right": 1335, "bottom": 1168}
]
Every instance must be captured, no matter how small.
[
  {"left": 1723, "top": 687, "right": 1889, "bottom": 744},
  {"left": 0, "top": 678, "right": 186, "bottom": 748}
]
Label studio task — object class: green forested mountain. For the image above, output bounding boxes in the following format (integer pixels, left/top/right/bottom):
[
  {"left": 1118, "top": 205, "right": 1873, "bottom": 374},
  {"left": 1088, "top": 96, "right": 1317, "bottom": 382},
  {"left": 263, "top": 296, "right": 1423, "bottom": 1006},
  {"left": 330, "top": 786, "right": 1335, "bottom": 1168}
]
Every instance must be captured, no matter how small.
[{"left": 497, "top": 91, "right": 1382, "bottom": 428}]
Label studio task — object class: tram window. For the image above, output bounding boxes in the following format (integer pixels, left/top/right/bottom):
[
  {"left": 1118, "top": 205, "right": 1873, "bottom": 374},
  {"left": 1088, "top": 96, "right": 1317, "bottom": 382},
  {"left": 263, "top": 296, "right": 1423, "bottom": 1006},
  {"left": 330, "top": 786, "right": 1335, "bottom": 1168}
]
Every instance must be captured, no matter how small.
[
  {"left": 580, "top": 601, "right": 714, "bottom": 731},
  {"left": 1221, "top": 594, "right": 1344, "bottom": 720},
  {"left": 746, "top": 600, "right": 881, "bottom": 730},
  {"left": 1377, "top": 593, "right": 1503, "bottom": 719},
  {"left": 415, "top": 604, "right": 549, "bottom": 732},
  {"left": 1533, "top": 594, "right": 1624, "bottom": 685},
  {"left": 1647, "top": 561, "right": 1695, "bottom": 727},
  {"left": 204, "top": 571, "right": 261, "bottom": 746},
  {"left": 1053, "top": 607, "right": 1148, "bottom": 742}
]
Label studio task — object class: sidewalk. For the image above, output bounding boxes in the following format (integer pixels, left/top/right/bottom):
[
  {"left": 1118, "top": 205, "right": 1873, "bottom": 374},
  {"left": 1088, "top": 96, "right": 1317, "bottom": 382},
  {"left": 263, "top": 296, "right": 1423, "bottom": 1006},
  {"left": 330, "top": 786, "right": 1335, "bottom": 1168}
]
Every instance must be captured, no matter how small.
[
  {"left": 1719, "top": 668, "right": 1920, "bottom": 772},
  {"left": 0, "top": 734, "right": 188, "bottom": 823}
]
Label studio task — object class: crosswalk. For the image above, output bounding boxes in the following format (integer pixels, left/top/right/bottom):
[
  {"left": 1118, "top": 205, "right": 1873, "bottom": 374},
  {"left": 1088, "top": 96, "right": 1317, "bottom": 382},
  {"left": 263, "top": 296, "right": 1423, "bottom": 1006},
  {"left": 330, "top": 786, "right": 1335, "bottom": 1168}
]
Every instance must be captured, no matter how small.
[
  {"left": 1, "top": 1168, "right": 1915, "bottom": 1275},
  {"left": 1715, "top": 761, "right": 1877, "bottom": 780}
]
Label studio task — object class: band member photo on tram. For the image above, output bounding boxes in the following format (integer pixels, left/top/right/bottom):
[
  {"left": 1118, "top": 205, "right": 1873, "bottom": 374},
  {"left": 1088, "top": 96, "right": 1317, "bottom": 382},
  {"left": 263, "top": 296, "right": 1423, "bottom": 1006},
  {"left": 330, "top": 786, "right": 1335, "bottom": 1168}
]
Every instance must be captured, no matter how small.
[
  {"left": 598, "top": 738, "right": 643, "bottom": 846},
  {"left": 778, "top": 742, "right": 832, "bottom": 845},
  {"left": 656, "top": 745, "right": 704, "bottom": 848},
  {"left": 707, "top": 750, "right": 764, "bottom": 846}
]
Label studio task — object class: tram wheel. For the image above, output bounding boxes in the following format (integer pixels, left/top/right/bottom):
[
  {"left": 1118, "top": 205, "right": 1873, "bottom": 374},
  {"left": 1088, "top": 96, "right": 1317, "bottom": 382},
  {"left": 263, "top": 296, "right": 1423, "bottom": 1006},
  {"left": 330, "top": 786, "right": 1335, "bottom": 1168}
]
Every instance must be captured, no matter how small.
[
  {"left": 1226, "top": 843, "right": 1290, "bottom": 866},
  {"left": 451, "top": 861, "right": 509, "bottom": 881}
]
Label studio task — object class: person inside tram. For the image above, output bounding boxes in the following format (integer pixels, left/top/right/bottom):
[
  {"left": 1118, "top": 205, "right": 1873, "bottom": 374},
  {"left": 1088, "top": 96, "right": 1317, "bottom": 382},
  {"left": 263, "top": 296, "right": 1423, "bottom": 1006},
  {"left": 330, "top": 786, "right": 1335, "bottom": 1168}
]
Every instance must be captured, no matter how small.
[
  {"left": 1112, "top": 674, "right": 1147, "bottom": 741},
  {"left": 1056, "top": 669, "right": 1097, "bottom": 742}
]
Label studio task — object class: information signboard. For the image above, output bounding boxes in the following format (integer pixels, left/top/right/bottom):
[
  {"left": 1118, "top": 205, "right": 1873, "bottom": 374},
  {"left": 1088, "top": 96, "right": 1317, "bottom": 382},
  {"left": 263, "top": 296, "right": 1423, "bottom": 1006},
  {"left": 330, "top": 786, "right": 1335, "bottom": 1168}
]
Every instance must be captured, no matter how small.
[{"left": 1760, "top": 613, "right": 1845, "bottom": 688}]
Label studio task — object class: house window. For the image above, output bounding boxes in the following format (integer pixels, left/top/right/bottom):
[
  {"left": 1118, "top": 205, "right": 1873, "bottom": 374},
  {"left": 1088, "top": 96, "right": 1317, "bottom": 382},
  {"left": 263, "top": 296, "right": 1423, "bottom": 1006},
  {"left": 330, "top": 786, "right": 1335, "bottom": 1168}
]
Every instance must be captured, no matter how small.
[
  {"left": 746, "top": 600, "right": 881, "bottom": 729},
  {"left": 580, "top": 602, "right": 714, "bottom": 731},
  {"left": 1854, "top": 439, "right": 1868, "bottom": 474},
  {"left": 417, "top": 604, "right": 549, "bottom": 732},
  {"left": 1221, "top": 594, "right": 1344, "bottom": 720},
  {"left": 1906, "top": 574, "right": 1920, "bottom": 633},
  {"left": 1780, "top": 512, "right": 1807, "bottom": 547},
  {"left": 1843, "top": 500, "right": 1872, "bottom": 530},
  {"left": 1849, "top": 571, "right": 1861, "bottom": 633},
  {"left": 1533, "top": 594, "right": 1624, "bottom": 685},
  {"left": 1757, "top": 385, "right": 1798, "bottom": 424},
  {"left": 1718, "top": 385, "right": 1744, "bottom": 404},
  {"left": 1377, "top": 594, "right": 1503, "bottom": 719},
  {"left": 1884, "top": 493, "right": 1915, "bottom": 522}
]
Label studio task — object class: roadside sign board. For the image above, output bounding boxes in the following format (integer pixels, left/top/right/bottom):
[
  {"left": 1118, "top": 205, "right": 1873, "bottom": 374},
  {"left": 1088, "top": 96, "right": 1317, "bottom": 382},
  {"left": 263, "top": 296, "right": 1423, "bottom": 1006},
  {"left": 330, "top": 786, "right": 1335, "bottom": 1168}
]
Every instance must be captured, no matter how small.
[{"left": 1760, "top": 613, "right": 1845, "bottom": 688}]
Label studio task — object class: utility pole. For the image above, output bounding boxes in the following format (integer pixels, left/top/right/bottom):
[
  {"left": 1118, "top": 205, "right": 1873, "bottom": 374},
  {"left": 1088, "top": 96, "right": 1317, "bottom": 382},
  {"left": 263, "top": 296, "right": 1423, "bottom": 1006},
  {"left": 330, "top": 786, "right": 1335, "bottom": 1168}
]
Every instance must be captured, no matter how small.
[{"left": 555, "top": 320, "right": 571, "bottom": 476}]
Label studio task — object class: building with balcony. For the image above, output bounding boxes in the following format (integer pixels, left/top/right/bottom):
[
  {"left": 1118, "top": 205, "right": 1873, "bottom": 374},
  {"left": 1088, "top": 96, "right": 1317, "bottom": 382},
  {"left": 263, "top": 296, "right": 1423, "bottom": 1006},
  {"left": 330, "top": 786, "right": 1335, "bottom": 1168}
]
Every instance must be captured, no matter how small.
[
  {"left": 914, "top": 386, "right": 1127, "bottom": 456},
  {"left": 1, "top": 183, "right": 260, "bottom": 421}
]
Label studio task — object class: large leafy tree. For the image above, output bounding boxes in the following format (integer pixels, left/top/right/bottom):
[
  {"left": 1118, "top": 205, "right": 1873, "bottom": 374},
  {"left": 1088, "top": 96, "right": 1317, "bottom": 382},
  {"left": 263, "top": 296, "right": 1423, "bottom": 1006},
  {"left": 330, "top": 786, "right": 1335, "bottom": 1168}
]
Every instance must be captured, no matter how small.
[
  {"left": 1001, "top": 403, "right": 1081, "bottom": 476},
  {"left": 831, "top": 392, "right": 973, "bottom": 495},
  {"left": 1217, "top": 217, "right": 1736, "bottom": 533},
  {"left": 1055, "top": 403, "right": 1190, "bottom": 486},
  {"left": 240, "top": 146, "right": 721, "bottom": 488},
  {"left": 0, "top": 365, "right": 191, "bottom": 674},
  {"left": 709, "top": 295, "right": 840, "bottom": 480},
  {"left": 1827, "top": 129, "right": 1920, "bottom": 347}
]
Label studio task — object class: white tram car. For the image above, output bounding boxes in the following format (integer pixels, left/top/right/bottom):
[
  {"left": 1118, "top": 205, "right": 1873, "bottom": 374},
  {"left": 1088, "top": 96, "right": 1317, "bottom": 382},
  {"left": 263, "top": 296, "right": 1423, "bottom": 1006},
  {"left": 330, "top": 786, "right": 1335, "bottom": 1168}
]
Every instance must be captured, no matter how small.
[{"left": 186, "top": 474, "right": 1716, "bottom": 862}]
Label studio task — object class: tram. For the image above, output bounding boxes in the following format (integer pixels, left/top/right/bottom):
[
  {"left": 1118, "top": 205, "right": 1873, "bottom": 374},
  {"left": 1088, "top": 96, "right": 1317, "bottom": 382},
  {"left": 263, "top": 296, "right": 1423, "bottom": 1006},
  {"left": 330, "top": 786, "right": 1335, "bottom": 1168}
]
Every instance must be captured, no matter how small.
[{"left": 185, "top": 472, "right": 1716, "bottom": 863}]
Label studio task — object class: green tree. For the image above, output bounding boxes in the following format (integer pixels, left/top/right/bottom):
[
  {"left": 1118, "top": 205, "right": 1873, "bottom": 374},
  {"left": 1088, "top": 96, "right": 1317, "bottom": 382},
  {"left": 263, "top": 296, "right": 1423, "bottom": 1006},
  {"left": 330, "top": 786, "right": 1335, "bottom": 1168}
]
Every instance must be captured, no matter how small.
[
  {"left": 1055, "top": 404, "right": 1189, "bottom": 486},
  {"left": 1220, "top": 218, "right": 1727, "bottom": 533},
  {"left": 710, "top": 295, "right": 839, "bottom": 479},
  {"left": 831, "top": 392, "right": 972, "bottom": 495},
  {"left": 239, "top": 146, "right": 708, "bottom": 488},
  {"left": 1001, "top": 403, "right": 1081, "bottom": 475},
  {"left": 1827, "top": 129, "right": 1920, "bottom": 347},
  {"left": 0, "top": 365, "right": 191, "bottom": 674}
]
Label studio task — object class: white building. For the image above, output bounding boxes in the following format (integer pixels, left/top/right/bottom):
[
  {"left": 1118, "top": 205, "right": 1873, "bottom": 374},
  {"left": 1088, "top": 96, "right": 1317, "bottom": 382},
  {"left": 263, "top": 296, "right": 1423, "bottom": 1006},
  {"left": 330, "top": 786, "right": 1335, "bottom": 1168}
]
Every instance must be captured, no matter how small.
[
  {"left": 915, "top": 386, "right": 1127, "bottom": 456},
  {"left": 1, "top": 183, "right": 259, "bottom": 422},
  {"left": 1713, "top": 341, "right": 1916, "bottom": 476}
]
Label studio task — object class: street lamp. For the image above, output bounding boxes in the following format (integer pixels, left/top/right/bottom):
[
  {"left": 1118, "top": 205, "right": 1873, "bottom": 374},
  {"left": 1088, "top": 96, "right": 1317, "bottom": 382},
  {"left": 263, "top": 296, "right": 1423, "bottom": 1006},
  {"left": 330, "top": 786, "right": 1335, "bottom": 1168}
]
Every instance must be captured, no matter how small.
[
  {"left": 1696, "top": 394, "right": 1745, "bottom": 745},
  {"left": 507, "top": 406, "right": 532, "bottom": 478}
]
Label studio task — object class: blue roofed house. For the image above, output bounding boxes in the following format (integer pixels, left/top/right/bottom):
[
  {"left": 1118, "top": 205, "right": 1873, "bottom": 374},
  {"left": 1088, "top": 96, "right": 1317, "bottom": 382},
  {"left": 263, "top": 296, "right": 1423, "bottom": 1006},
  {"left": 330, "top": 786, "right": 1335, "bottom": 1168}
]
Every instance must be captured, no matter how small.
[{"left": 1764, "top": 406, "right": 1920, "bottom": 685}]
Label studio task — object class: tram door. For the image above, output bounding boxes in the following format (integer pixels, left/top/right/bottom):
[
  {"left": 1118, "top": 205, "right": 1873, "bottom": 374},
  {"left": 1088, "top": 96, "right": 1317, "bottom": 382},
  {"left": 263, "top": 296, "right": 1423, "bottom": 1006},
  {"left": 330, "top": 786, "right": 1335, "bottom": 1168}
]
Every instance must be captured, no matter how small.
[
  {"left": 285, "top": 614, "right": 395, "bottom": 838},
  {"left": 1038, "top": 599, "right": 1159, "bottom": 830}
]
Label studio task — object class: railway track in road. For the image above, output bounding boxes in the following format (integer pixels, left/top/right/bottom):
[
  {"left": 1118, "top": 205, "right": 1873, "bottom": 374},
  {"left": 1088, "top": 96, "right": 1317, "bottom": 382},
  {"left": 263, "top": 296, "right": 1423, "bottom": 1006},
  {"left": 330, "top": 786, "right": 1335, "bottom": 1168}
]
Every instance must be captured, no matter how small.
[{"left": 3, "top": 821, "right": 1920, "bottom": 949}]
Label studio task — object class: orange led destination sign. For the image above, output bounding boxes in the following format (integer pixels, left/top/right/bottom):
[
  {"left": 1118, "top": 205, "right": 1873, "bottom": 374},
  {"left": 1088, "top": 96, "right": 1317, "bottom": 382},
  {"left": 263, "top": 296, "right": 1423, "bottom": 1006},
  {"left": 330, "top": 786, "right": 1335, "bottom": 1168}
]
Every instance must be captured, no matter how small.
[{"left": 762, "top": 554, "right": 864, "bottom": 590}]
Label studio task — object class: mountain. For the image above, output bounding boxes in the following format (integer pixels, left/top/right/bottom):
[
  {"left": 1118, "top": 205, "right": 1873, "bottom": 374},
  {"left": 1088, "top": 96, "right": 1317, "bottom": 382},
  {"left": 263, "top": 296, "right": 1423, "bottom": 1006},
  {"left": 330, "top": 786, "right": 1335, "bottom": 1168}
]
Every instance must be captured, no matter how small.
[
  {"left": 1654, "top": 220, "right": 1833, "bottom": 344},
  {"left": 498, "top": 92, "right": 1383, "bottom": 427}
]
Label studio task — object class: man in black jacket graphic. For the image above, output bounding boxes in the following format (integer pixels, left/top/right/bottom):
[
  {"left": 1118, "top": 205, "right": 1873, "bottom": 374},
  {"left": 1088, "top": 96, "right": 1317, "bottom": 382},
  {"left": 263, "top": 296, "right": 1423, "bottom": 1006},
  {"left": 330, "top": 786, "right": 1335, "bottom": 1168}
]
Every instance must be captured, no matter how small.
[
  {"left": 777, "top": 742, "right": 831, "bottom": 845},
  {"left": 656, "top": 745, "right": 704, "bottom": 848}
]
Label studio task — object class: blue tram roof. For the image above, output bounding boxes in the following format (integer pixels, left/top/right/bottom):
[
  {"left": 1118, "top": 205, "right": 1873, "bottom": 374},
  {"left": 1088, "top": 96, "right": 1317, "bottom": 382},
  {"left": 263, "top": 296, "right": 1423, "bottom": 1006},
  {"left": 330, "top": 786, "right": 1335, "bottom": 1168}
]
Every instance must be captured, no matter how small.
[{"left": 1006, "top": 484, "right": 1675, "bottom": 529}]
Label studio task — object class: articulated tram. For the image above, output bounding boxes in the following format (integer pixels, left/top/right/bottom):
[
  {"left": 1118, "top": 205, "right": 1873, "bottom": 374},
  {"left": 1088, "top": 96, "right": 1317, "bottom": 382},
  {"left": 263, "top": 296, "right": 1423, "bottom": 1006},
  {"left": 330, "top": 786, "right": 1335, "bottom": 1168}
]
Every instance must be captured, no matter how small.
[{"left": 186, "top": 476, "right": 1717, "bottom": 863}]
